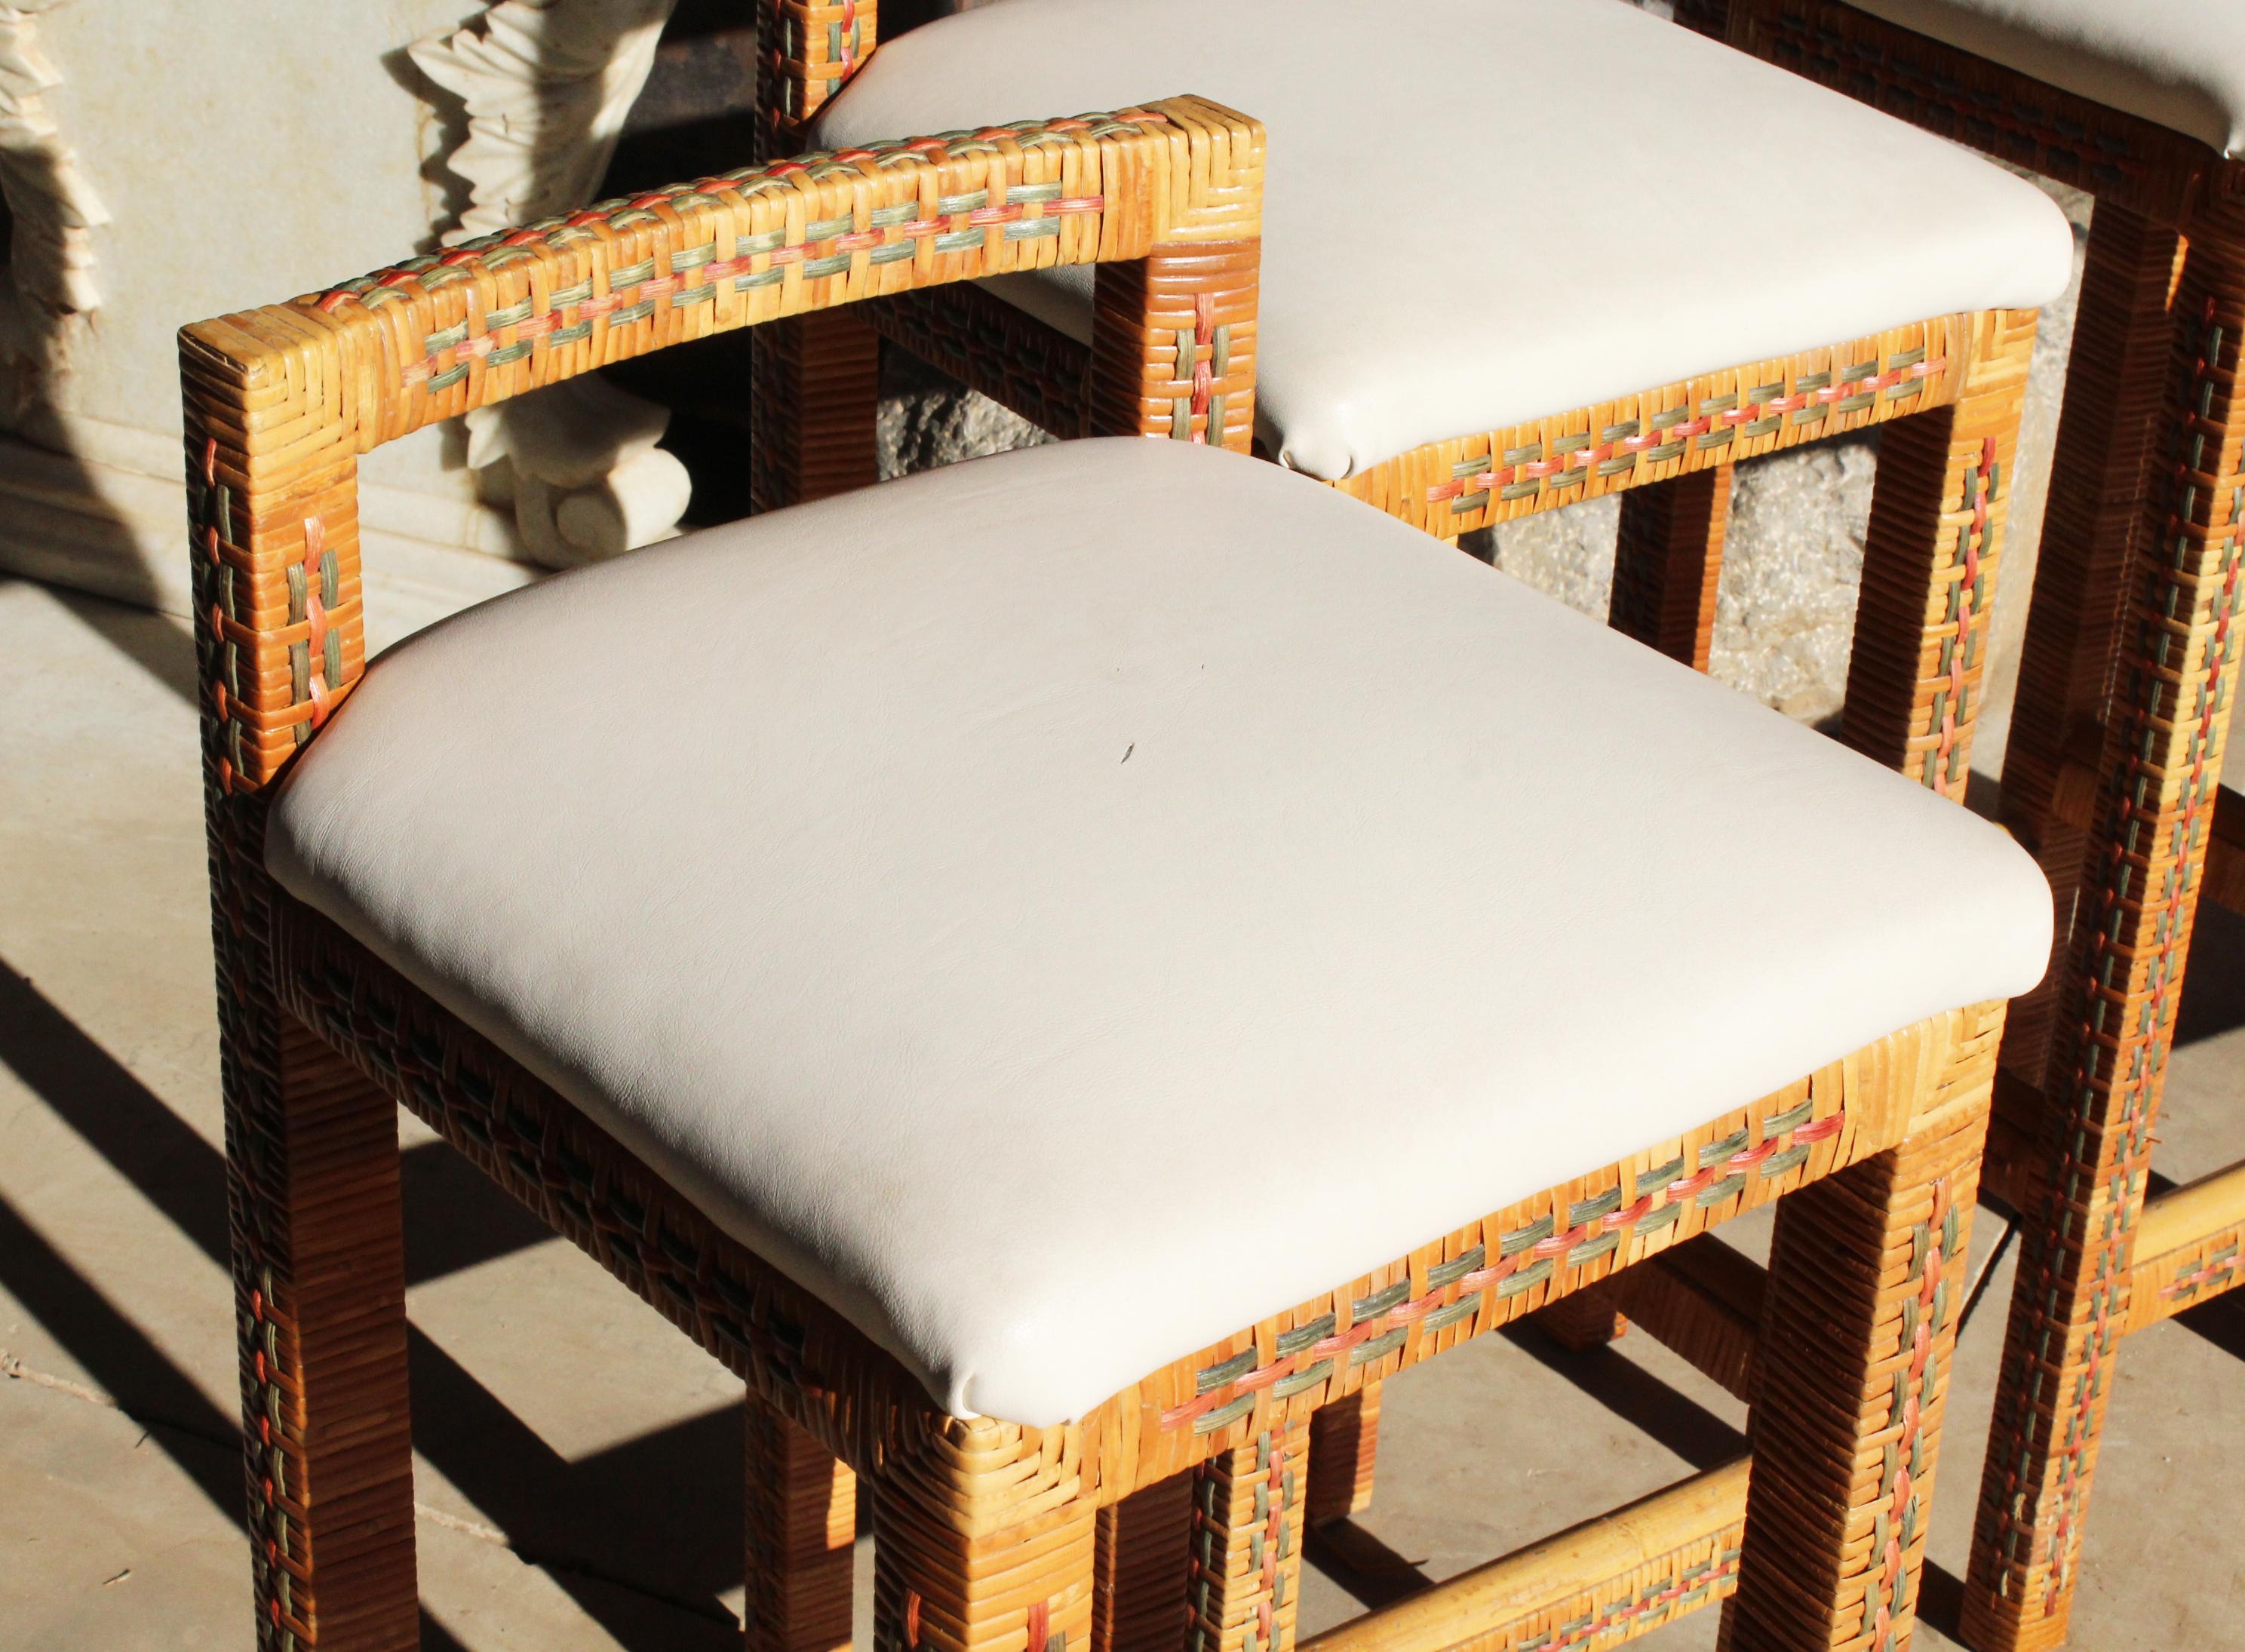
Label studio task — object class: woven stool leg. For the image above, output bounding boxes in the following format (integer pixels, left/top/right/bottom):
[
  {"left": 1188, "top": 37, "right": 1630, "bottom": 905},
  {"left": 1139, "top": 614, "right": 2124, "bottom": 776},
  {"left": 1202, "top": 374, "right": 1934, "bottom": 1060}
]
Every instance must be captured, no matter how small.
[
  {"left": 1089, "top": 241, "right": 1261, "bottom": 449},
  {"left": 750, "top": 309, "right": 883, "bottom": 514},
  {"left": 746, "top": 1398, "right": 857, "bottom": 1652},
  {"left": 1994, "top": 206, "right": 2188, "bottom": 1088},
  {"left": 1304, "top": 1392, "right": 1380, "bottom": 1528},
  {"left": 1537, "top": 1278, "right": 1632, "bottom": 1353},
  {"left": 1189, "top": 1420, "right": 1309, "bottom": 1652},
  {"left": 226, "top": 1007, "right": 417, "bottom": 1651},
  {"left": 873, "top": 1489, "right": 1097, "bottom": 1652},
  {"left": 1093, "top": 1475, "right": 1195, "bottom": 1652},
  {"left": 1721, "top": 1095, "right": 1989, "bottom": 1652},
  {"left": 1961, "top": 226, "right": 2245, "bottom": 1652},
  {"left": 1674, "top": 0, "right": 1733, "bottom": 39},
  {"left": 1839, "top": 312, "right": 2038, "bottom": 802},
  {"left": 1611, "top": 462, "right": 1732, "bottom": 672}
]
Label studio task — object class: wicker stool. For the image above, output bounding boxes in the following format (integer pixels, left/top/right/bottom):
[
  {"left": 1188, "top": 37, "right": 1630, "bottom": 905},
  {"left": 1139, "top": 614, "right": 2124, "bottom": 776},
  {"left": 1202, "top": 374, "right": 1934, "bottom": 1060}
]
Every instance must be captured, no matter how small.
[
  {"left": 763, "top": 0, "right": 2074, "bottom": 1571},
  {"left": 1677, "top": 4, "right": 2245, "bottom": 1645},
  {"left": 765, "top": 1, "right": 2071, "bottom": 773},
  {"left": 189, "top": 97, "right": 2050, "bottom": 1652}
]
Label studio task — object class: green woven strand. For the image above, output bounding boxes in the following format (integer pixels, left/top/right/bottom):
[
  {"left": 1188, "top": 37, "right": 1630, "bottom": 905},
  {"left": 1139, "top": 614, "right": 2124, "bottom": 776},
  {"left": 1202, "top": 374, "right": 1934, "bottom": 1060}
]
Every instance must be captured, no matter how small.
[
  {"left": 1196, "top": 1348, "right": 1259, "bottom": 1393},
  {"left": 1352, "top": 1281, "right": 1410, "bottom": 1319},
  {"left": 1191, "top": 1395, "right": 1256, "bottom": 1435},
  {"left": 1348, "top": 1328, "right": 1408, "bottom": 1366},
  {"left": 1427, "top": 1245, "right": 1487, "bottom": 1287}
]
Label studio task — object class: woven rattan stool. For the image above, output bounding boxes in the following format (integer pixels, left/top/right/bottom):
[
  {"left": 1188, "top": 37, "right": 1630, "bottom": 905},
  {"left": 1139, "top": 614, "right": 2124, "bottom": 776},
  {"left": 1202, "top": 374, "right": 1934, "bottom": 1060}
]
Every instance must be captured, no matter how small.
[
  {"left": 760, "top": 0, "right": 2070, "bottom": 771},
  {"left": 757, "top": 0, "right": 2074, "bottom": 1581},
  {"left": 190, "top": 94, "right": 2053, "bottom": 1652},
  {"left": 1665, "top": 4, "right": 2245, "bottom": 1645}
]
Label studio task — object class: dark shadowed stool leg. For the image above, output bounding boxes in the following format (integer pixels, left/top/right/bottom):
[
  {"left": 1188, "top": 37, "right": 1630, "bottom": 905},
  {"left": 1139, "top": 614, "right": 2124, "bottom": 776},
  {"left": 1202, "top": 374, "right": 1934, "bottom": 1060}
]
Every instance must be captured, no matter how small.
[
  {"left": 1612, "top": 462, "right": 1732, "bottom": 673},
  {"left": 1840, "top": 310, "right": 2038, "bottom": 803},
  {"left": 750, "top": 309, "right": 883, "bottom": 514},
  {"left": 1992, "top": 205, "right": 2188, "bottom": 1086},
  {"left": 1093, "top": 1474, "right": 1194, "bottom": 1652},
  {"left": 1537, "top": 1278, "right": 1632, "bottom": 1353},
  {"left": 1304, "top": 1393, "right": 1380, "bottom": 1528},
  {"left": 228, "top": 1012, "right": 417, "bottom": 1652},
  {"left": 1964, "top": 223, "right": 2245, "bottom": 1652},
  {"left": 746, "top": 1398, "right": 857, "bottom": 1652}
]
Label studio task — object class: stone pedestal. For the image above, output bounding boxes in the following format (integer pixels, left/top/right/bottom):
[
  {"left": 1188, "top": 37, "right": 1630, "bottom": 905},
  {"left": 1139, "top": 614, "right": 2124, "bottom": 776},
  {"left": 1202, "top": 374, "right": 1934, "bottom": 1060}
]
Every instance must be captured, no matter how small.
[{"left": 0, "top": 0, "right": 689, "bottom": 649}]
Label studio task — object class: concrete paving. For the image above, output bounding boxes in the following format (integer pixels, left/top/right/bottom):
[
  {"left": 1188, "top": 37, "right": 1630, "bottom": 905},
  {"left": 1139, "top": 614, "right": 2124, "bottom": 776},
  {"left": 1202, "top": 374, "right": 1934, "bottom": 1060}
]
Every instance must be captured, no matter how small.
[{"left": 2, "top": 567, "right": 2240, "bottom": 1650}]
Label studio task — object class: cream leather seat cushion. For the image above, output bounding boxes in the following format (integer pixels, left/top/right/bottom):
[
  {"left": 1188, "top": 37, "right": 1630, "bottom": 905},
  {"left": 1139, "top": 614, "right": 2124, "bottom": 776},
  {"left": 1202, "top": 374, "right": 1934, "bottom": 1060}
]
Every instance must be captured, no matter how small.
[
  {"left": 1851, "top": 0, "right": 2245, "bottom": 158},
  {"left": 268, "top": 441, "right": 2052, "bottom": 1427},
  {"left": 811, "top": 0, "right": 2075, "bottom": 481}
]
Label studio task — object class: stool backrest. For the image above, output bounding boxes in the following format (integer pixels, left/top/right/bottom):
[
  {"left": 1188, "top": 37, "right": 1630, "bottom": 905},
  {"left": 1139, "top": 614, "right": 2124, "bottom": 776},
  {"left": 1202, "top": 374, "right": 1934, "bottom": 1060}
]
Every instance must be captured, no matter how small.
[{"left": 180, "top": 95, "right": 1263, "bottom": 802}]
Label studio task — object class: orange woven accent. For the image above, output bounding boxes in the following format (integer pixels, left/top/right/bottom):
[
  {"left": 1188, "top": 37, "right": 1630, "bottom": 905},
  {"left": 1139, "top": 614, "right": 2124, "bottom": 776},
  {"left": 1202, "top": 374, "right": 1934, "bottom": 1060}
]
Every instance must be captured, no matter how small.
[
  {"left": 1189, "top": 292, "right": 1216, "bottom": 444},
  {"left": 301, "top": 517, "right": 331, "bottom": 730}
]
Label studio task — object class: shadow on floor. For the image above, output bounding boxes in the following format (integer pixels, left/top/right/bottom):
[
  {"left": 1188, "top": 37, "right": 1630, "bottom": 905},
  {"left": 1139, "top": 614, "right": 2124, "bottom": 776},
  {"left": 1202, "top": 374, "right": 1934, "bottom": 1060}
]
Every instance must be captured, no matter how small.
[
  {"left": 0, "top": 960, "right": 551, "bottom": 1289},
  {"left": 0, "top": 953, "right": 742, "bottom": 1648},
  {"left": 1502, "top": 1322, "right": 1749, "bottom": 1469},
  {"left": 6, "top": 871, "right": 2242, "bottom": 1645},
  {"left": 53, "top": 587, "right": 201, "bottom": 708},
  {"left": 0, "top": 1196, "right": 237, "bottom": 1503},
  {"left": 2177, "top": 898, "right": 2245, "bottom": 1049}
]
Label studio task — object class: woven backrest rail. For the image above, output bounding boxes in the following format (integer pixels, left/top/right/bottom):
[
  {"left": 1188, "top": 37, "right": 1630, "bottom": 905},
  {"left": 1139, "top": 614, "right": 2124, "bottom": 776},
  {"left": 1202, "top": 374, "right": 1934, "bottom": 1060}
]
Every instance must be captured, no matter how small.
[{"left": 180, "top": 94, "right": 1264, "bottom": 795}]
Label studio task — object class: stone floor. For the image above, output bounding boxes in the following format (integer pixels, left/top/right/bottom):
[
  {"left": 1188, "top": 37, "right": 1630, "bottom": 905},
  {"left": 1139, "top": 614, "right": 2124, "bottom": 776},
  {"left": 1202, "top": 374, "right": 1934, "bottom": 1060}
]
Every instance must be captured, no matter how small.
[{"left": 2, "top": 573, "right": 2241, "bottom": 1652}]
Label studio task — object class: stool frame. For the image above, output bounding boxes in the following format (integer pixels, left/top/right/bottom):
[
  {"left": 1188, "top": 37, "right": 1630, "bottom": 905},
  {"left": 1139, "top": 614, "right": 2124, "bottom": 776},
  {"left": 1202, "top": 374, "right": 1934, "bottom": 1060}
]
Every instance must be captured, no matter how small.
[
  {"left": 1640, "top": 6, "right": 2245, "bottom": 1648},
  {"left": 189, "top": 81, "right": 2015, "bottom": 1652},
  {"left": 745, "top": 0, "right": 2038, "bottom": 796},
  {"left": 748, "top": 8, "right": 2045, "bottom": 1615}
]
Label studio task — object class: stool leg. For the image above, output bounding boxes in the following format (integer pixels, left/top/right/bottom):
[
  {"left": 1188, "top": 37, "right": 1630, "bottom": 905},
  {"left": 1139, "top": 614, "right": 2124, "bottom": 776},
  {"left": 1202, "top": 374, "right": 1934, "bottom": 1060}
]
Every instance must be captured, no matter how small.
[
  {"left": 874, "top": 1488, "right": 1097, "bottom": 1652},
  {"left": 1089, "top": 241, "right": 1261, "bottom": 450},
  {"left": 1993, "top": 205, "right": 2188, "bottom": 1088},
  {"left": 1840, "top": 312, "right": 2038, "bottom": 802},
  {"left": 1611, "top": 462, "right": 1732, "bottom": 672},
  {"left": 1092, "top": 1475, "right": 1194, "bottom": 1652},
  {"left": 1189, "top": 1420, "right": 1309, "bottom": 1652},
  {"left": 226, "top": 1007, "right": 418, "bottom": 1651},
  {"left": 1961, "top": 227, "right": 2245, "bottom": 1652},
  {"left": 1536, "top": 1278, "right": 1632, "bottom": 1353},
  {"left": 1721, "top": 1095, "right": 1989, "bottom": 1652},
  {"left": 746, "top": 1399, "right": 857, "bottom": 1652},
  {"left": 750, "top": 309, "right": 883, "bottom": 513},
  {"left": 1304, "top": 1393, "right": 1380, "bottom": 1528}
]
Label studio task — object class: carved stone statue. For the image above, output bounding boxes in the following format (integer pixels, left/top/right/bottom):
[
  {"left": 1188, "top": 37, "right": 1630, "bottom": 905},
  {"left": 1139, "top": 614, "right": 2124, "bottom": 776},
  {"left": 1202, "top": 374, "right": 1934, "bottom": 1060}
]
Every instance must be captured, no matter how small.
[
  {"left": 0, "top": 0, "right": 695, "bottom": 644},
  {"left": 411, "top": 0, "right": 691, "bottom": 567}
]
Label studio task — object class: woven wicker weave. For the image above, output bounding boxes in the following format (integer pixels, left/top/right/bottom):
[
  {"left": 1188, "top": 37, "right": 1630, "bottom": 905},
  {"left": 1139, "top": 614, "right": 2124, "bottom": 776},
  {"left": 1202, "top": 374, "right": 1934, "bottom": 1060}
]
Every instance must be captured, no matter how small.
[
  {"left": 189, "top": 82, "right": 2016, "bottom": 1652},
  {"left": 752, "top": 8, "right": 2039, "bottom": 817},
  {"left": 1673, "top": 7, "right": 2245, "bottom": 1648},
  {"left": 742, "top": 30, "right": 2051, "bottom": 1642}
]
